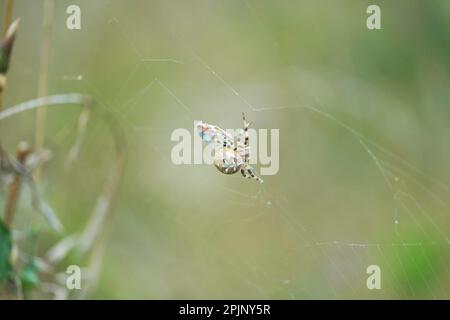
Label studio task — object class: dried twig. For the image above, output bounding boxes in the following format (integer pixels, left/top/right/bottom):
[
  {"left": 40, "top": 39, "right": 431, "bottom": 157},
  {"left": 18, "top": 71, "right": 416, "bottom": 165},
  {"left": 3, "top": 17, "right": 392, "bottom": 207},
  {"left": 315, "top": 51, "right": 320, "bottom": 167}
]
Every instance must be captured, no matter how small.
[
  {"left": 4, "top": 142, "right": 30, "bottom": 227},
  {"left": 0, "top": 18, "right": 19, "bottom": 112},
  {"left": 0, "top": 144, "right": 62, "bottom": 232}
]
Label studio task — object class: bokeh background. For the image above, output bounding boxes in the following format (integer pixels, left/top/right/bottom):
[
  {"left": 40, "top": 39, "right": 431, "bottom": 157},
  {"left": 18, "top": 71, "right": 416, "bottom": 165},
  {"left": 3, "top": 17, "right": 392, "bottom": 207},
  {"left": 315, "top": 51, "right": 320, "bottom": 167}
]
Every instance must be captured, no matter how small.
[{"left": 1, "top": 0, "right": 450, "bottom": 299}]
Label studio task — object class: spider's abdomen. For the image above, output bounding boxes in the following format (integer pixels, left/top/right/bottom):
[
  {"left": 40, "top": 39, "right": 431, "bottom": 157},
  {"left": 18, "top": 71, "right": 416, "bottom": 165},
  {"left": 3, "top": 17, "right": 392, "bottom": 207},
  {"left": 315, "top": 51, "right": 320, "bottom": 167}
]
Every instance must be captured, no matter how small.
[{"left": 213, "top": 147, "right": 243, "bottom": 175}]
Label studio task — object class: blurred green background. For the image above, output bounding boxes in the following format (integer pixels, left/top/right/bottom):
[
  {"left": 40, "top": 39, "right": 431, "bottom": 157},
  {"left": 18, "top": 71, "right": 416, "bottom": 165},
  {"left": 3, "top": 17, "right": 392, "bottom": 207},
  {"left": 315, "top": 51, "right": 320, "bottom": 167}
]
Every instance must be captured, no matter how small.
[{"left": 1, "top": 0, "right": 450, "bottom": 299}]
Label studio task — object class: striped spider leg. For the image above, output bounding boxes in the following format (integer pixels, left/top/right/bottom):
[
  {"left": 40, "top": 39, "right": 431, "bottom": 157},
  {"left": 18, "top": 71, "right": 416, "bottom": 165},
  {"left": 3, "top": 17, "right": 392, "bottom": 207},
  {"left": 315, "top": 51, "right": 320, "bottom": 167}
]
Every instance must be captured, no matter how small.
[{"left": 239, "top": 113, "right": 263, "bottom": 183}]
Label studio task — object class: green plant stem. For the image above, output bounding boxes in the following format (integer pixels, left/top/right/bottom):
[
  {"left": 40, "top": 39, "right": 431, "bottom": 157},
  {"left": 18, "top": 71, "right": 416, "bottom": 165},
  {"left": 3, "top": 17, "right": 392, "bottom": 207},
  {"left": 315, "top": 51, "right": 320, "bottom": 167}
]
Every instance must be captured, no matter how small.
[{"left": 0, "top": 75, "right": 5, "bottom": 112}]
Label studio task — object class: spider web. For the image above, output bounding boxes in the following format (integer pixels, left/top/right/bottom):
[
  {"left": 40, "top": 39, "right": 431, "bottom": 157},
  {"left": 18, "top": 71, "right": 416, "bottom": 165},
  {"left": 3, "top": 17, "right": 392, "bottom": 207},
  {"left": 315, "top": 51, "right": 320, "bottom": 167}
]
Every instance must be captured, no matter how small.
[{"left": 9, "top": 0, "right": 448, "bottom": 299}]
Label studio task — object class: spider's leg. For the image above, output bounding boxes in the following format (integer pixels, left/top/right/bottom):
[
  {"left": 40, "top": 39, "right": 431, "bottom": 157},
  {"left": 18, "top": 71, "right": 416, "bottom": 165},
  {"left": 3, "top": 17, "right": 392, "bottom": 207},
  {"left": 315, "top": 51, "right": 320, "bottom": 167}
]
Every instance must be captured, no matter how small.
[
  {"left": 236, "top": 129, "right": 245, "bottom": 158},
  {"left": 229, "top": 128, "right": 237, "bottom": 151},
  {"left": 242, "top": 112, "right": 252, "bottom": 129},
  {"left": 246, "top": 166, "right": 264, "bottom": 183},
  {"left": 242, "top": 113, "right": 251, "bottom": 165},
  {"left": 240, "top": 168, "right": 248, "bottom": 179},
  {"left": 232, "top": 134, "right": 239, "bottom": 168}
]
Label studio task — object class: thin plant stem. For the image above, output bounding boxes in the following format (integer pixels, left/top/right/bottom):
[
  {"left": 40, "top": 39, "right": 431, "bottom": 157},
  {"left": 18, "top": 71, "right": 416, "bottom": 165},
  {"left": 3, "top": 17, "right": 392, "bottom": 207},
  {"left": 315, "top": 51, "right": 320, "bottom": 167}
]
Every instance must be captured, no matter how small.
[
  {"left": 0, "top": 94, "right": 92, "bottom": 120},
  {"left": 0, "top": 0, "right": 14, "bottom": 112},
  {"left": 1, "top": 0, "right": 14, "bottom": 35},
  {"left": 4, "top": 142, "right": 30, "bottom": 227},
  {"left": 34, "top": 0, "right": 54, "bottom": 182},
  {"left": 0, "top": 81, "right": 4, "bottom": 112}
]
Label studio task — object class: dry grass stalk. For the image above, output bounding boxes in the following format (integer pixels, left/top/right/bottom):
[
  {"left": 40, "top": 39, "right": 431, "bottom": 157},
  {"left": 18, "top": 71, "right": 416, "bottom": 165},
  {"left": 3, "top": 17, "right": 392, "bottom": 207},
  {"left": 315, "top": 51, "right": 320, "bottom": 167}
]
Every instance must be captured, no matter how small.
[
  {"left": 34, "top": 0, "right": 55, "bottom": 182},
  {"left": 1, "top": 0, "right": 14, "bottom": 36},
  {"left": 0, "top": 17, "right": 19, "bottom": 112},
  {"left": 4, "top": 141, "right": 30, "bottom": 227}
]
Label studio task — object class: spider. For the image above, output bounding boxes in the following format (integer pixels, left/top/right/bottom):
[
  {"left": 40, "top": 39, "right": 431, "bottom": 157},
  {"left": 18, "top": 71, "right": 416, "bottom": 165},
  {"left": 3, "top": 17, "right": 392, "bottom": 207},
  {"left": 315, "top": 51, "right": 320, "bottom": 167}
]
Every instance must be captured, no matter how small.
[{"left": 195, "top": 113, "right": 263, "bottom": 183}]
